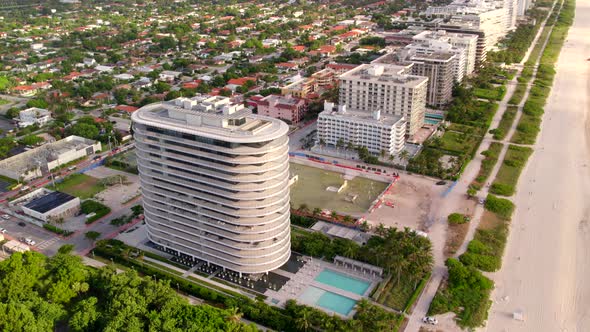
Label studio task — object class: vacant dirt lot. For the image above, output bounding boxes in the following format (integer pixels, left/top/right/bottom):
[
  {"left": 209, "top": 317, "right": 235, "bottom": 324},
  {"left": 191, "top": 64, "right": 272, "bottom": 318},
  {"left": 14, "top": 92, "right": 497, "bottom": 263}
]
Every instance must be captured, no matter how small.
[{"left": 366, "top": 174, "right": 446, "bottom": 232}]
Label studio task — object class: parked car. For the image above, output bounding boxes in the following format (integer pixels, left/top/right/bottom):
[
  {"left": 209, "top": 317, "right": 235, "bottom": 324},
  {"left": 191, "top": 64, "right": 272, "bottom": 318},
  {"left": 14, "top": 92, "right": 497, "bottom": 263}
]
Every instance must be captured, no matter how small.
[
  {"left": 1, "top": 214, "right": 10, "bottom": 220},
  {"left": 422, "top": 316, "right": 438, "bottom": 325},
  {"left": 479, "top": 198, "right": 486, "bottom": 205},
  {"left": 18, "top": 222, "right": 26, "bottom": 227},
  {"left": 0, "top": 228, "right": 6, "bottom": 234},
  {"left": 24, "top": 238, "right": 36, "bottom": 246}
]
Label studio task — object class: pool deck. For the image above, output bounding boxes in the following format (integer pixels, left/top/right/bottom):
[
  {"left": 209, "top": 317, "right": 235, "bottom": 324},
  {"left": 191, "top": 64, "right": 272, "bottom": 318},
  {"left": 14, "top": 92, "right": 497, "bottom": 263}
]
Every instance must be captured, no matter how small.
[{"left": 265, "top": 256, "right": 382, "bottom": 317}]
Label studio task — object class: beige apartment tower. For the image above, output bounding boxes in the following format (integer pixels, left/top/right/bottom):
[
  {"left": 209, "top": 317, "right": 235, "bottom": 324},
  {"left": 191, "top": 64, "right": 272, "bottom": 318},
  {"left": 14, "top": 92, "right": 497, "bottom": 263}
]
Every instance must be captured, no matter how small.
[
  {"left": 338, "top": 64, "right": 428, "bottom": 137},
  {"left": 132, "top": 96, "right": 291, "bottom": 275}
]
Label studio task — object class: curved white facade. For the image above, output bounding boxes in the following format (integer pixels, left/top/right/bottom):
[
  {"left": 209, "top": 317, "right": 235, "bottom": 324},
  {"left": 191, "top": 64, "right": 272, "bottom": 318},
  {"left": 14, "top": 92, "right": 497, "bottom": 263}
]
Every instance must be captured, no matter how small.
[{"left": 132, "top": 96, "right": 291, "bottom": 274}]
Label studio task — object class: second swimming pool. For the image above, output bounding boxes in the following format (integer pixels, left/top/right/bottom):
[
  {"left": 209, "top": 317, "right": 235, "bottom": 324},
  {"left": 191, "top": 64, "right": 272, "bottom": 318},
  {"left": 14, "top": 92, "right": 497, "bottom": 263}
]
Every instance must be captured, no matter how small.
[{"left": 314, "top": 269, "right": 370, "bottom": 295}]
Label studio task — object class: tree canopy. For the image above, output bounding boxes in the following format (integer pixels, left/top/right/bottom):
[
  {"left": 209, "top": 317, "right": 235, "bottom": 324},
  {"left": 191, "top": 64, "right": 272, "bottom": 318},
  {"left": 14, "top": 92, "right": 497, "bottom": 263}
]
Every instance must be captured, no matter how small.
[{"left": 0, "top": 249, "right": 257, "bottom": 332}]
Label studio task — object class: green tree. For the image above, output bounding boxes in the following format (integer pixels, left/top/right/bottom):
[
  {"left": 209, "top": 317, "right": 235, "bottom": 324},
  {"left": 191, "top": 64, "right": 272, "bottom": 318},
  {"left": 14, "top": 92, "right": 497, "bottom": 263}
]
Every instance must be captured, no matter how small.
[
  {"left": 70, "top": 123, "right": 99, "bottom": 139},
  {"left": 85, "top": 231, "right": 101, "bottom": 241},
  {"left": 20, "top": 135, "right": 44, "bottom": 146}
]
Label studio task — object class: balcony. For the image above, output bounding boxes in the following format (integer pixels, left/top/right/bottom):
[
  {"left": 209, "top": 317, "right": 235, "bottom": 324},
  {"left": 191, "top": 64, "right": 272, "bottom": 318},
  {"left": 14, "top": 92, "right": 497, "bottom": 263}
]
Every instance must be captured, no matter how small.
[
  {"left": 141, "top": 180, "right": 289, "bottom": 210},
  {"left": 134, "top": 127, "right": 289, "bottom": 156},
  {"left": 144, "top": 205, "right": 289, "bottom": 239},
  {"left": 136, "top": 148, "right": 288, "bottom": 175},
  {"left": 137, "top": 158, "right": 289, "bottom": 184},
  {"left": 135, "top": 140, "right": 289, "bottom": 166},
  {"left": 145, "top": 209, "right": 290, "bottom": 249},
  {"left": 147, "top": 227, "right": 290, "bottom": 264},
  {"left": 140, "top": 172, "right": 289, "bottom": 200},
  {"left": 143, "top": 196, "right": 289, "bottom": 226}
]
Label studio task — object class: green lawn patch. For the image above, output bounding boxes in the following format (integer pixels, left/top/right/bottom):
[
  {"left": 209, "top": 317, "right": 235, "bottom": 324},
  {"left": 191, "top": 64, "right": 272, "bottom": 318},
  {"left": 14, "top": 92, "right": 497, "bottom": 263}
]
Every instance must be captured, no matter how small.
[
  {"left": 438, "top": 130, "right": 480, "bottom": 156},
  {"left": 48, "top": 173, "right": 105, "bottom": 199},
  {"left": 81, "top": 200, "right": 111, "bottom": 224},
  {"left": 491, "top": 106, "right": 517, "bottom": 140},
  {"left": 447, "top": 213, "right": 470, "bottom": 225},
  {"left": 490, "top": 145, "right": 533, "bottom": 196},
  {"left": 474, "top": 86, "right": 506, "bottom": 101}
]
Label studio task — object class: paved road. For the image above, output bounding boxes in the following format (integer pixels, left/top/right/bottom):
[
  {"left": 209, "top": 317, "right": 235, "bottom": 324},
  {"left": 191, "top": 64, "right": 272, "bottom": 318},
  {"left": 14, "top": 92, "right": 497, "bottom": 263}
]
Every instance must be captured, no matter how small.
[
  {"left": 288, "top": 120, "right": 317, "bottom": 151},
  {"left": 486, "top": 0, "right": 590, "bottom": 330}
]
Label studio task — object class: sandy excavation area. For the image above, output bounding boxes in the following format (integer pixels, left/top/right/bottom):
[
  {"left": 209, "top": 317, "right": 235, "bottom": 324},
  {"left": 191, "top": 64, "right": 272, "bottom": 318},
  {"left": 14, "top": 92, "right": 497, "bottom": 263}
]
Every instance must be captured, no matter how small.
[
  {"left": 486, "top": 1, "right": 590, "bottom": 330},
  {"left": 366, "top": 174, "right": 446, "bottom": 232}
]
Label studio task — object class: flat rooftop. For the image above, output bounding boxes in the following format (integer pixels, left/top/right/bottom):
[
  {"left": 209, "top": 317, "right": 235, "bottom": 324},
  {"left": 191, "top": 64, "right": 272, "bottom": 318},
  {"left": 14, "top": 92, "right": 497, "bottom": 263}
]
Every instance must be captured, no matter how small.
[
  {"left": 320, "top": 107, "right": 405, "bottom": 127},
  {"left": 132, "top": 96, "right": 289, "bottom": 143},
  {"left": 0, "top": 135, "right": 98, "bottom": 176},
  {"left": 24, "top": 191, "right": 77, "bottom": 213},
  {"left": 340, "top": 63, "right": 427, "bottom": 87}
]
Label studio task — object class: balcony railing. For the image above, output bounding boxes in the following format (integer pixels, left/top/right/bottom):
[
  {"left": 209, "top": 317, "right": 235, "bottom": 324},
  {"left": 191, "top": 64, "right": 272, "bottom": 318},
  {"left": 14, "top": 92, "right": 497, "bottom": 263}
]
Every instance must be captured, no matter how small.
[
  {"left": 143, "top": 196, "right": 289, "bottom": 226},
  {"left": 134, "top": 127, "right": 289, "bottom": 155}
]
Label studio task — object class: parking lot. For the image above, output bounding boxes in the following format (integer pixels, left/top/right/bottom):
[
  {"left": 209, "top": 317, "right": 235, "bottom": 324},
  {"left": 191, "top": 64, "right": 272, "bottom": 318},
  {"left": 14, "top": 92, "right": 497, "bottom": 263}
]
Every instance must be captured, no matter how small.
[{"left": 0, "top": 213, "right": 65, "bottom": 255}]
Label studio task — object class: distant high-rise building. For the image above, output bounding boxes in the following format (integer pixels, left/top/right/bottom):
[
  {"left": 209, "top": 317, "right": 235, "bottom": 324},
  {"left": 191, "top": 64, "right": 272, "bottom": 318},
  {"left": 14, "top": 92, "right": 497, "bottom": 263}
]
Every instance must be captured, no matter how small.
[{"left": 132, "top": 96, "right": 291, "bottom": 275}]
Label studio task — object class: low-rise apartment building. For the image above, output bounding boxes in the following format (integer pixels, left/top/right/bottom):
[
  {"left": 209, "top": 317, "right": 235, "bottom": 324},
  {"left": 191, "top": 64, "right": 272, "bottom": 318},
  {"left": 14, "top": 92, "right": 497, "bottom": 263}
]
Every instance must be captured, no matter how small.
[
  {"left": 257, "top": 94, "right": 307, "bottom": 124},
  {"left": 17, "top": 107, "right": 53, "bottom": 128},
  {"left": 318, "top": 102, "right": 406, "bottom": 156}
]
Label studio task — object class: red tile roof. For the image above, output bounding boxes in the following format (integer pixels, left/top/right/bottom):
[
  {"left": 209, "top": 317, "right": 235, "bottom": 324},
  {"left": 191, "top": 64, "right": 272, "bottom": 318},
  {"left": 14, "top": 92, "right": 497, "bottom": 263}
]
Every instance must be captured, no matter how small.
[{"left": 115, "top": 105, "right": 139, "bottom": 113}]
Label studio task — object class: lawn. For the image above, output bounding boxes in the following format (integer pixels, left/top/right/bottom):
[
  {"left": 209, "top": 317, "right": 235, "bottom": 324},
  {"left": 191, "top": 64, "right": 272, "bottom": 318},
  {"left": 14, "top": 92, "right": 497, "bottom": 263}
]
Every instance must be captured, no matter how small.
[
  {"left": 0, "top": 99, "right": 9, "bottom": 105},
  {"left": 491, "top": 106, "right": 517, "bottom": 140},
  {"left": 289, "top": 163, "right": 388, "bottom": 215},
  {"left": 438, "top": 130, "right": 480, "bottom": 156},
  {"left": 48, "top": 173, "right": 105, "bottom": 199},
  {"left": 490, "top": 145, "right": 533, "bottom": 196},
  {"left": 375, "top": 277, "right": 414, "bottom": 311},
  {"left": 474, "top": 86, "right": 506, "bottom": 101}
]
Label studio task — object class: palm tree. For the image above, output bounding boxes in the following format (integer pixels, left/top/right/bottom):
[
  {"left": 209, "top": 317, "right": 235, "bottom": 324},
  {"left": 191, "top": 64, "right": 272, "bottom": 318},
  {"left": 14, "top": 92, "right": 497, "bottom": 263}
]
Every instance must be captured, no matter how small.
[
  {"left": 295, "top": 309, "right": 312, "bottom": 331},
  {"left": 375, "top": 223, "right": 387, "bottom": 237},
  {"left": 312, "top": 207, "right": 322, "bottom": 216},
  {"left": 227, "top": 307, "right": 243, "bottom": 323},
  {"left": 330, "top": 211, "right": 338, "bottom": 220}
]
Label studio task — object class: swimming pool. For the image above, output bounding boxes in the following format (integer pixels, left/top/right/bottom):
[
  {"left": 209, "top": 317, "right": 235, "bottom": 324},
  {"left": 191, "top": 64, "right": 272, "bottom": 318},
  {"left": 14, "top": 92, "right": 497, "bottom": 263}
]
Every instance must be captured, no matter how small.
[
  {"left": 424, "top": 118, "right": 441, "bottom": 125},
  {"left": 314, "top": 269, "right": 370, "bottom": 295},
  {"left": 299, "top": 286, "right": 357, "bottom": 316}
]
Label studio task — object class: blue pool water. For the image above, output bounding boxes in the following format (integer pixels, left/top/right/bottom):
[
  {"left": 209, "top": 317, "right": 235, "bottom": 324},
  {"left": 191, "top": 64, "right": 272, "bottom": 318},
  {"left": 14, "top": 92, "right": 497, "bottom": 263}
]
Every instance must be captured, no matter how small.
[
  {"left": 314, "top": 269, "right": 370, "bottom": 295},
  {"left": 299, "top": 286, "right": 357, "bottom": 315},
  {"left": 424, "top": 118, "right": 440, "bottom": 125}
]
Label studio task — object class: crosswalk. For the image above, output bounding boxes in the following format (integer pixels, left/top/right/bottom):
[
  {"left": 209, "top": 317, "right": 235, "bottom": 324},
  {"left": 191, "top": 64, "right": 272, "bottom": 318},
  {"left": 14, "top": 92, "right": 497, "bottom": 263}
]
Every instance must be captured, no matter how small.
[{"left": 36, "top": 236, "right": 60, "bottom": 250}]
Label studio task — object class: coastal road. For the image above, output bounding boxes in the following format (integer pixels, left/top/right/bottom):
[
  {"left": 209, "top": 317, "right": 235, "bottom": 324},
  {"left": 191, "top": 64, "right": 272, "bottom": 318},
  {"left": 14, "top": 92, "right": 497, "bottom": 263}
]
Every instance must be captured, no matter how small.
[{"left": 486, "top": 0, "right": 590, "bottom": 330}]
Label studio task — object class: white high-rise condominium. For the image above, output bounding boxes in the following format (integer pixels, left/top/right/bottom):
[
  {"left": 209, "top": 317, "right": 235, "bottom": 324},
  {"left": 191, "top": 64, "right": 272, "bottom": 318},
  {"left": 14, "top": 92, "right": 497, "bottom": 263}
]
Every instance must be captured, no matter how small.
[{"left": 132, "top": 96, "right": 291, "bottom": 275}]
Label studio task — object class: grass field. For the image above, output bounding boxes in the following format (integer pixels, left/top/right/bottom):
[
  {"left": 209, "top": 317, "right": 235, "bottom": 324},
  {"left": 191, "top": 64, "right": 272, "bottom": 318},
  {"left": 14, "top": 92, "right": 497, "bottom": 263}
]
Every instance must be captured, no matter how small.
[
  {"left": 474, "top": 86, "right": 506, "bottom": 101},
  {"left": 289, "top": 163, "right": 388, "bottom": 215},
  {"left": 375, "top": 277, "right": 416, "bottom": 311},
  {"left": 48, "top": 173, "right": 104, "bottom": 199},
  {"left": 490, "top": 145, "right": 533, "bottom": 196},
  {"left": 438, "top": 130, "right": 480, "bottom": 156}
]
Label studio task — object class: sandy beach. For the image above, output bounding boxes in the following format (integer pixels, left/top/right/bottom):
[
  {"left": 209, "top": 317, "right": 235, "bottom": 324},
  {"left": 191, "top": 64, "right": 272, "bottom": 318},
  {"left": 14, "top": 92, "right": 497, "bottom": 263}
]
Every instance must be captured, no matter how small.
[{"left": 485, "top": 0, "right": 590, "bottom": 330}]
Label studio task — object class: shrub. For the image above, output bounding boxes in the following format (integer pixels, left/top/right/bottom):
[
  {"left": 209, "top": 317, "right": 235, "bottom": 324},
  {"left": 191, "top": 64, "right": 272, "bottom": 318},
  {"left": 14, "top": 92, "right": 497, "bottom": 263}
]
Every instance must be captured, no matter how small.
[
  {"left": 447, "top": 213, "right": 469, "bottom": 225},
  {"left": 81, "top": 200, "right": 111, "bottom": 224},
  {"left": 43, "top": 224, "right": 73, "bottom": 236},
  {"left": 429, "top": 258, "right": 493, "bottom": 328},
  {"left": 484, "top": 195, "right": 515, "bottom": 220}
]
